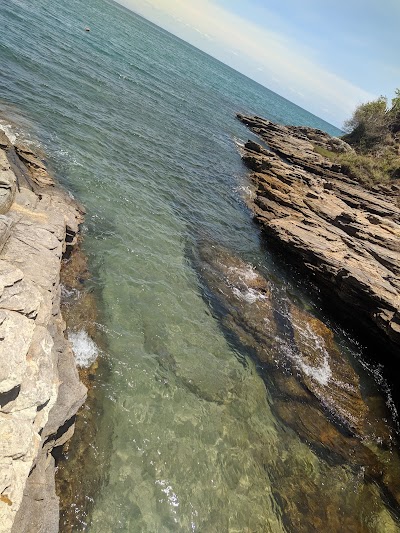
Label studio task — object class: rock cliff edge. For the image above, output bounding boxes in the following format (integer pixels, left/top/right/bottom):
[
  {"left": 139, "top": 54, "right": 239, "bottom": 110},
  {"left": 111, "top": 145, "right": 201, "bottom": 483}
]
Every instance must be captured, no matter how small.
[
  {"left": 237, "top": 114, "right": 400, "bottom": 349},
  {"left": 0, "top": 131, "right": 87, "bottom": 533}
]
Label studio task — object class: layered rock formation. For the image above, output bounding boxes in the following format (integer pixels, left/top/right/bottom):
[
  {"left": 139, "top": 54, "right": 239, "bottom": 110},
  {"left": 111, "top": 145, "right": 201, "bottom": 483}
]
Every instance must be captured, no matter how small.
[
  {"left": 237, "top": 114, "right": 400, "bottom": 348},
  {"left": 0, "top": 131, "right": 87, "bottom": 532}
]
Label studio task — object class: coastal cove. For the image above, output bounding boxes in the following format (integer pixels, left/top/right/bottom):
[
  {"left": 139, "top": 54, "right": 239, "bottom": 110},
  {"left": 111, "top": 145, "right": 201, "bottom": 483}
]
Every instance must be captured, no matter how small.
[{"left": 1, "top": 0, "right": 400, "bottom": 532}]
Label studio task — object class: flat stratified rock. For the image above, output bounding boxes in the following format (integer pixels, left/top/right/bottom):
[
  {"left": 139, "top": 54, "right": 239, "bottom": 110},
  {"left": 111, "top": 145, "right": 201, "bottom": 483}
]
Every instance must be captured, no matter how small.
[
  {"left": 0, "top": 138, "right": 87, "bottom": 533},
  {"left": 237, "top": 113, "right": 400, "bottom": 348},
  {"left": 0, "top": 150, "right": 16, "bottom": 215}
]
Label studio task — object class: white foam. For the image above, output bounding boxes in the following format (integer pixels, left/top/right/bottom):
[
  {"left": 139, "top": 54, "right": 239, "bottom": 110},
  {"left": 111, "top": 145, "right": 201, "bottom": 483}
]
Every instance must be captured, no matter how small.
[
  {"left": 277, "top": 322, "right": 333, "bottom": 386},
  {"left": 0, "top": 122, "right": 17, "bottom": 144},
  {"left": 60, "top": 283, "right": 78, "bottom": 298},
  {"left": 228, "top": 263, "right": 268, "bottom": 304},
  {"left": 233, "top": 137, "right": 245, "bottom": 149},
  {"left": 233, "top": 286, "right": 266, "bottom": 304},
  {"left": 294, "top": 323, "right": 333, "bottom": 385},
  {"left": 155, "top": 479, "right": 180, "bottom": 521},
  {"left": 299, "top": 355, "right": 332, "bottom": 386},
  {"left": 237, "top": 185, "right": 253, "bottom": 197},
  {"left": 69, "top": 329, "right": 98, "bottom": 368},
  {"left": 228, "top": 264, "right": 258, "bottom": 281}
]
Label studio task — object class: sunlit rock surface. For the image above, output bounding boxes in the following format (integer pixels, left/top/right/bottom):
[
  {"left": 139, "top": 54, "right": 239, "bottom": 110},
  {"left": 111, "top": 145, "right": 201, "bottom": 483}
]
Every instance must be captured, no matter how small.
[
  {"left": 237, "top": 114, "right": 400, "bottom": 348},
  {"left": 0, "top": 132, "right": 87, "bottom": 532}
]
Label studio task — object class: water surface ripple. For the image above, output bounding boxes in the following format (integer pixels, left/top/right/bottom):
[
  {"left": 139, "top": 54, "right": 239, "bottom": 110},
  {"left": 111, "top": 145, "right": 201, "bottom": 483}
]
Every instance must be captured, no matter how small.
[{"left": 1, "top": 1, "right": 399, "bottom": 531}]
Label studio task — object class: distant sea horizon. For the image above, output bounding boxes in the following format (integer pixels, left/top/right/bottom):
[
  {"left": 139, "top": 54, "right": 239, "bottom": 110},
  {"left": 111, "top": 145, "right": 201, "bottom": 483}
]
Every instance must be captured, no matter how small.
[{"left": 112, "top": 0, "right": 346, "bottom": 131}]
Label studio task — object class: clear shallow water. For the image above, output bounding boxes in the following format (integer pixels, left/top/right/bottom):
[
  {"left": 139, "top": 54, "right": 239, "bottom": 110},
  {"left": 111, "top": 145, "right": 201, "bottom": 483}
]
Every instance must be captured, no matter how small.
[{"left": 1, "top": 1, "right": 400, "bottom": 531}]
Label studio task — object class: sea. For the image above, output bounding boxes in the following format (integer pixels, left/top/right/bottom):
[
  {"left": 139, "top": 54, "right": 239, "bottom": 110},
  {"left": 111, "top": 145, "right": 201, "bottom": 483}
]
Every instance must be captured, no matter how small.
[{"left": 1, "top": 0, "right": 399, "bottom": 531}]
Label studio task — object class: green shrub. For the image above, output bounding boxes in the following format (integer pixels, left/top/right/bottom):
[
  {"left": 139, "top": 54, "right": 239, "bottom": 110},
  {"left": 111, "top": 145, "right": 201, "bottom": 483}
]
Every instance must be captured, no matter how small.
[
  {"left": 319, "top": 88, "right": 400, "bottom": 186},
  {"left": 342, "top": 89, "right": 400, "bottom": 154}
]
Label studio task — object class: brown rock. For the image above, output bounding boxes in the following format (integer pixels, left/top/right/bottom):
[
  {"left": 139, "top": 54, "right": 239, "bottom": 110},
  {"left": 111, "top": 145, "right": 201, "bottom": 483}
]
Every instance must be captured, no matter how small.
[
  {"left": 14, "top": 145, "right": 55, "bottom": 187},
  {"left": 198, "top": 243, "right": 370, "bottom": 434},
  {"left": 273, "top": 400, "right": 381, "bottom": 477},
  {"left": 237, "top": 114, "right": 400, "bottom": 348},
  {"left": 196, "top": 242, "right": 400, "bottom": 507}
]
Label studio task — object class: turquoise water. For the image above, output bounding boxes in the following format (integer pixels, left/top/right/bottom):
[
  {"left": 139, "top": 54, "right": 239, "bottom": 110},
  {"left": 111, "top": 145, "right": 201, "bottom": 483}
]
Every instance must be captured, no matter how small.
[{"left": 1, "top": 1, "right": 400, "bottom": 531}]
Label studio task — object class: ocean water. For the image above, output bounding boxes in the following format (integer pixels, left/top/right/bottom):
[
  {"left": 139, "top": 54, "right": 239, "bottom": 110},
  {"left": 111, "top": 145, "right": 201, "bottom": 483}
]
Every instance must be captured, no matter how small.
[{"left": 1, "top": 1, "right": 400, "bottom": 531}]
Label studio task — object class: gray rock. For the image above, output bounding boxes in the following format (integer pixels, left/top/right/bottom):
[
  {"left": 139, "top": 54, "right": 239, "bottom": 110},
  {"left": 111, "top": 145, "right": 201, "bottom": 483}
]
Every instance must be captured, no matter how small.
[
  {"left": 0, "top": 137, "right": 87, "bottom": 532},
  {"left": 0, "top": 150, "right": 16, "bottom": 215},
  {"left": 0, "top": 310, "right": 35, "bottom": 394},
  {"left": 0, "top": 133, "right": 11, "bottom": 150}
]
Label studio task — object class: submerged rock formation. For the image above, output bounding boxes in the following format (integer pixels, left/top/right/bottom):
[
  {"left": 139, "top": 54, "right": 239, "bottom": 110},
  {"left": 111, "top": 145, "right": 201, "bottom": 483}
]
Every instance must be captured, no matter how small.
[
  {"left": 237, "top": 114, "right": 400, "bottom": 348},
  {"left": 0, "top": 131, "right": 87, "bottom": 532},
  {"left": 196, "top": 241, "right": 400, "bottom": 524}
]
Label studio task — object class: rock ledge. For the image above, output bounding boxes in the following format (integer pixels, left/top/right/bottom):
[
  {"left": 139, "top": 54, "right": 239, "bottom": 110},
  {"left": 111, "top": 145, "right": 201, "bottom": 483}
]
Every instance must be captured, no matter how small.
[
  {"left": 237, "top": 114, "right": 400, "bottom": 349},
  {"left": 0, "top": 131, "right": 87, "bottom": 533}
]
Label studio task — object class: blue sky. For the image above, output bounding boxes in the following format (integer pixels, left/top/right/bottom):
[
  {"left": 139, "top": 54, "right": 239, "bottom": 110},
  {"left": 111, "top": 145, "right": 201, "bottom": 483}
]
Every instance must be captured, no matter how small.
[{"left": 115, "top": 0, "right": 400, "bottom": 126}]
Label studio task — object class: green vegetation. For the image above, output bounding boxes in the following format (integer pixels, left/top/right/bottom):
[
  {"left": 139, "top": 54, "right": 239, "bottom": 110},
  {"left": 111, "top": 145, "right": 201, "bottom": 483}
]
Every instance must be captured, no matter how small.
[
  {"left": 314, "top": 89, "right": 400, "bottom": 187},
  {"left": 342, "top": 89, "right": 400, "bottom": 154},
  {"left": 312, "top": 145, "right": 336, "bottom": 159},
  {"left": 314, "top": 145, "right": 400, "bottom": 187}
]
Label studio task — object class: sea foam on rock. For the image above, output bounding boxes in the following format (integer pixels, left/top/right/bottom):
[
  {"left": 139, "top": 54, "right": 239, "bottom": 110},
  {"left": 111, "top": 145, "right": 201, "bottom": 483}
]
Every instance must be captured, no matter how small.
[{"left": 69, "top": 330, "right": 99, "bottom": 368}]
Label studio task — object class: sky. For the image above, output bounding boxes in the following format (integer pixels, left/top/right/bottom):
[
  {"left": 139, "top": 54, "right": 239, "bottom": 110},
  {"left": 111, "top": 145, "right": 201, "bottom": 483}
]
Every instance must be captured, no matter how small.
[{"left": 115, "top": 0, "right": 400, "bottom": 127}]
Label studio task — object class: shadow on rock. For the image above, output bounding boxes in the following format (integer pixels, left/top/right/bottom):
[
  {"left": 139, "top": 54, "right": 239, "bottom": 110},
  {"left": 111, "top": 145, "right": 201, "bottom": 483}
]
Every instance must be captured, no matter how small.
[{"left": 56, "top": 241, "right": 112, "bottom": 533}]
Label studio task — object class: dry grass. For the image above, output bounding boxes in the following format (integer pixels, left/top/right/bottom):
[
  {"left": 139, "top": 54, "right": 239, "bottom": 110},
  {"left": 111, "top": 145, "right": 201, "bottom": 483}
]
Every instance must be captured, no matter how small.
[{"left": 313, "top": 145, "right": 400, "bottom": 187}]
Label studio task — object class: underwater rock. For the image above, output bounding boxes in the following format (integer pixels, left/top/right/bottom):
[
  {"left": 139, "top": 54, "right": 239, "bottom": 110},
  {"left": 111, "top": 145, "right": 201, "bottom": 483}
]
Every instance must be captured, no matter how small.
[
  {"left": 288, "top": 304, "right": 369, "bottom": 436},
  {"left": 196, "top": 242, "right": 400, "bottom": 508},
  {"left": 273, "top": 400, "right": 380, "bottom": 476},
  {"left": 198, "top": 244, "right": 369, "bottom": 433}
]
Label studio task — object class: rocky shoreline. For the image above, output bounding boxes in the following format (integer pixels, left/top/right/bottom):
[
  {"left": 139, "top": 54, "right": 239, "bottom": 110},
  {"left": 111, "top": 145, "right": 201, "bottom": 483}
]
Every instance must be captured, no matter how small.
[
  {"left": 0, "top": 131, "right": 87, "bottom": 532},
  {"left": 237, "top": 113, "right": 400, "bottom": 350},
  {"left": 194, "top": 116, "right": 400, "bottom": 526}
]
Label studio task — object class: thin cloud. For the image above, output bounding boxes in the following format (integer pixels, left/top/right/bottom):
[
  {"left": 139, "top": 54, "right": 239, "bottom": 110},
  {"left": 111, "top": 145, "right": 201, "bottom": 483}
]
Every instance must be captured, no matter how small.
[{"left": 117, "top": 0, "right": 375, "bottom": 124}]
